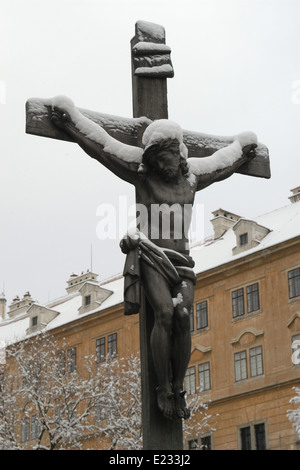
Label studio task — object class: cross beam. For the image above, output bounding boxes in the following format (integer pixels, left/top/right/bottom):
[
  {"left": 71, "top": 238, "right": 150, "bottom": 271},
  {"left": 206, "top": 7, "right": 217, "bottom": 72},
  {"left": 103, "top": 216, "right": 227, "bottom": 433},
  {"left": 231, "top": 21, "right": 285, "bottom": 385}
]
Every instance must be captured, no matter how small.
[{"left": 26, "top": 99, "right": 270, "bottom": 179}]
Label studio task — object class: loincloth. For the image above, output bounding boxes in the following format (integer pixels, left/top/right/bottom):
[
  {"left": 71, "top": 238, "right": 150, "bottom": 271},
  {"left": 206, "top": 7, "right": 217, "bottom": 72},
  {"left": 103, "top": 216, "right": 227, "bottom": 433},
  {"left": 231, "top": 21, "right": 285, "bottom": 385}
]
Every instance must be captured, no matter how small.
[{"left": 120, "top": 231, "right": 196, "bottom": 315}]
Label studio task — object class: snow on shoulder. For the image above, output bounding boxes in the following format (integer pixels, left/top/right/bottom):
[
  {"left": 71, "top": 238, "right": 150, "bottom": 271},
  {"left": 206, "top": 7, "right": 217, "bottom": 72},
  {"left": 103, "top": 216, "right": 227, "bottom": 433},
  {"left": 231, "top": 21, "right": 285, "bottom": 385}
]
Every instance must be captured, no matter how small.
[
  {"left": 51, "top": 96, "right": 143, "bottom": 163},
  {"left": 187, "top": 131, "right": 258, "bottom": 176}
]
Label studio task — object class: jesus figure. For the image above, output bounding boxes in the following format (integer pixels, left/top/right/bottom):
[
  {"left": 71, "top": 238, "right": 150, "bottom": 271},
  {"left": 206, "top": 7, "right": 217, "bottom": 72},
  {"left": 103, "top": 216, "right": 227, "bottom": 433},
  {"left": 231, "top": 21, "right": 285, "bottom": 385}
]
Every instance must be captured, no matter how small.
[{"left": 51, "top": 96, "right": 257, "bottom": 420}]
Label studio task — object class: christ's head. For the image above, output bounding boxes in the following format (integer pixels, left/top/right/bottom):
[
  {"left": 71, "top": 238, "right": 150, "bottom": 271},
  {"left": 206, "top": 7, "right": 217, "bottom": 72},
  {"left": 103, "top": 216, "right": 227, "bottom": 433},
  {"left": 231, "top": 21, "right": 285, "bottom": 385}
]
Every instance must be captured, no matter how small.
[
  {"left": 141, "top": 138, "right": 188, "bottom": 182},
  {"left": 140, "top": 120, "right": 189, "bottom": 182}
]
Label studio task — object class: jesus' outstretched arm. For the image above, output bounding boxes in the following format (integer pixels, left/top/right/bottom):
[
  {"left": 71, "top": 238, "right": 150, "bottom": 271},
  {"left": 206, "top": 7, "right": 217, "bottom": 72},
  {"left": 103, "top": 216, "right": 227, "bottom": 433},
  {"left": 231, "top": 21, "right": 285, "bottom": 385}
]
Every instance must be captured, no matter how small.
[
  {"left": 187, "top": 132, "right": 258, "bottom": 191},
  {"left": 51, "top": 96, "right": 141, "bottom": 185}
]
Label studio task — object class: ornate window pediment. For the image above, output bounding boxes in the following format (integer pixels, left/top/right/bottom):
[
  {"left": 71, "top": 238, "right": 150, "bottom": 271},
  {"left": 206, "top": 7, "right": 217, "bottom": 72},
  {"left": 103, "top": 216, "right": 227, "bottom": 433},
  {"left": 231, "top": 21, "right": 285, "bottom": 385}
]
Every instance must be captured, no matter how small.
[
  {"left": 287, "top": 312, "right": 300, "bottom": 332},
  {"left": 190, "top": 344, "right": 212, "bottom": 362},
  {"left": 231, "top": 327, "right": 264, "bottom": 347}
]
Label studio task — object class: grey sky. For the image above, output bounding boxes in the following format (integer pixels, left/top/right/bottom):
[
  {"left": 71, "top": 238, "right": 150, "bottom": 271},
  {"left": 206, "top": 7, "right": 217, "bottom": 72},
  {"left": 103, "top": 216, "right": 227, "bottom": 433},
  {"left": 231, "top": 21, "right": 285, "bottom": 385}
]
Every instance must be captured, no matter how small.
[{"left": 0, "top": 0, "right": 299, "bottom": 306}]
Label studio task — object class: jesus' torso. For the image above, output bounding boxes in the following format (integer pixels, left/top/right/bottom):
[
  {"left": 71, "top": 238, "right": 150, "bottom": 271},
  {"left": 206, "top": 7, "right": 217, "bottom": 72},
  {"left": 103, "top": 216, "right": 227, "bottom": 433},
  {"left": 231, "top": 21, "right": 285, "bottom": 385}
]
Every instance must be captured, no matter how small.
[{"left": 134, "top": 171, "right": 197, "bottom": 254}]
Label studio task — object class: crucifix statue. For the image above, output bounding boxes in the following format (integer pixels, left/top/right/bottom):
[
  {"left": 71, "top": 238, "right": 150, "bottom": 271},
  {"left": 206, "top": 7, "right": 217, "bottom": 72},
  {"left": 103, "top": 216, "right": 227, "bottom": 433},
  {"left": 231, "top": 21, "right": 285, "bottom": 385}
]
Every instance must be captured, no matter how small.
[{"left": 26, "top": 21, "right": 270, "bottom": 450}]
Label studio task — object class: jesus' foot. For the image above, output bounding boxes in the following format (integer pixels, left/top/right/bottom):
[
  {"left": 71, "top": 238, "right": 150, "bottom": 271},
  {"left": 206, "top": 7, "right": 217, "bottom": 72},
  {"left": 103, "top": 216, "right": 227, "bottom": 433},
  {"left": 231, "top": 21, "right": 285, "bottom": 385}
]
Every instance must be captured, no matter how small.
[
  {"left": 174, "top": 389, "right": 190, "bottom": 420},
  {"left": 156, "top": 386, "right": 175, "bottom": 420}
]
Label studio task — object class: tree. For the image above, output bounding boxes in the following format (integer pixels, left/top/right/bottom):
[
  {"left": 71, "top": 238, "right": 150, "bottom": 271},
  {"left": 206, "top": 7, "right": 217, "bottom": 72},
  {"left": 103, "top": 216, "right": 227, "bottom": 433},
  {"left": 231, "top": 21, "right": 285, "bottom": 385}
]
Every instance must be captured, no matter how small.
[
  {"left": 0, "top": 367, "right": 19, "bottom": 449},
  {"left": 0, "top": 332, "right": 102, "bottom": 449},
  {"left": 0, "top": 331, "right": 215, "bottom": 450},
  {"left": 287, "top": 387, "right": 300, "bottom": 441},
  {"left": 183, "top": 388, "right": 217, "bottom": 450},
  {"left": 93, "top": 354, "right": 142, "bottom": 450},
  {"left": 0, "top": 332, "right": 142, "bottom": 450}
]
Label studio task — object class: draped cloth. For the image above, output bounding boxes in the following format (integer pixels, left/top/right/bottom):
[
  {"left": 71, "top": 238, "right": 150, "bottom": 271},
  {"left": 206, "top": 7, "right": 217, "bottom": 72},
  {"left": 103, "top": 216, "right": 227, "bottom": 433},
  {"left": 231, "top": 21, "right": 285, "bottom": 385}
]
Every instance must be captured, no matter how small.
[{"left": 119, "top": 231, "right": 196, "bottom": 315}]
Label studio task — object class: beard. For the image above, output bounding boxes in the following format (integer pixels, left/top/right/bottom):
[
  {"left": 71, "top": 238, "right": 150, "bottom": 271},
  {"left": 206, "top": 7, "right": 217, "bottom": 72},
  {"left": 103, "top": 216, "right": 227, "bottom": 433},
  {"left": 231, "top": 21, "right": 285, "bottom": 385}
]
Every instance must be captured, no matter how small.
[{"left": 161, "top": 168, "right": 179, "bottom": 183}]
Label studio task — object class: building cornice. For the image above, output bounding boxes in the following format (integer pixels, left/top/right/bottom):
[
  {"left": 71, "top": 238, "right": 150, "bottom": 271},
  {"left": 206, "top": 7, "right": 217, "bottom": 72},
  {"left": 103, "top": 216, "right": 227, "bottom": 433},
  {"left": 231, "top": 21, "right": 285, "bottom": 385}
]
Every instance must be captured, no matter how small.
[{"left": 209, "top": 377, "right": 300, "bottom": 407}]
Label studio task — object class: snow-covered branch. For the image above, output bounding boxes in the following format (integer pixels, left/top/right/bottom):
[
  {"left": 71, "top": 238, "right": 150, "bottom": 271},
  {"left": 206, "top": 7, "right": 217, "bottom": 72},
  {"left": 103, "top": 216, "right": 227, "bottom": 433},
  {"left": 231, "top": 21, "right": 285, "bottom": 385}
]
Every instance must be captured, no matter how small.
[{"left": 287, "top": 387, "right": 300, "bottom": 441}]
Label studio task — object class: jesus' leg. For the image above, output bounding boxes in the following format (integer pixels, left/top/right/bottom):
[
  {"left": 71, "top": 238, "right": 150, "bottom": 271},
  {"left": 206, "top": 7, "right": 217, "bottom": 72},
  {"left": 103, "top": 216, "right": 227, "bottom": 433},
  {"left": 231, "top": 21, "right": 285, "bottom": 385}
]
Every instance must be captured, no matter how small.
[
  {"left": 140, "top": 261, "right": 175, "bottom": 419},
  {"left": 170, "top": 279, "right": 194, "bottom": 419}
]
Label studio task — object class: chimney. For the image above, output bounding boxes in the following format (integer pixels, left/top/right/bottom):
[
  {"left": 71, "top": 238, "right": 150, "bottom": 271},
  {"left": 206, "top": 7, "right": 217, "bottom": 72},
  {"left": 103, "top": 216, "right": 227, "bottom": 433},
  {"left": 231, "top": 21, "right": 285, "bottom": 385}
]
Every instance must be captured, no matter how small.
[
  {"left": 289, "top": 186, "right": 300, "bottom": 204},
  {"left": 66, "top": 270, "right": 99, "bottom": 294},
  {"left": 0, "top": 293, "right": 6, "bottom": 321},
  {"left": 210, "top": 209, "right": 242, "bottom": 239},
  {"left": 8, "top": 292, "right": 34, "bottom": 318}
]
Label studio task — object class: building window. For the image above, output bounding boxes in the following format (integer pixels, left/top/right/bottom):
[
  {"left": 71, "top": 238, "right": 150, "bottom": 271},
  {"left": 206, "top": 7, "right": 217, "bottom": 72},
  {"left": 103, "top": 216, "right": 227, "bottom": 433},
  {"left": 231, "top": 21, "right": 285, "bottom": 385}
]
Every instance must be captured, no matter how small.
[
  {"left": 232, "top": 288, "right": 244, "bottom": 318},
  {"left": 188, "top": 436, "right": 212, "bottom": 450},
  {"left": 185, "top": 366, "right": 196, "bottom": 395},
  {"left": 96, "top": 333, "right": 118, "bottom": 362},
  {"left": 235, "top": 347, "right": 264, "bottom": 382},
  {"left": 31, "top": 415, "right": 40, "bottom": 440},
  {"left": 21, "top": 417, "right": 30, "bottom": 443},
  {"left": 234, "top": 350, "right": 247, "bottom": 381},
  {"left": 288, "top": 268, "right": 300, "bottom": 299},
  {"left": 57, "top": 351, "right": 66, "bottom": 375},
  {"left": 247, "top": 283, "right": 260, "bottom": 313},
  {"left": 240, "top": 233, "right": 248, "bottom": 246},
  {"left": 32, "top": 316, "right": 38, "bottom": 327},
  {"left": 240, "top": 425, "right": 251, "bottom": 450},
  {"left": 108, "top": 333, "right": 117, "bottom": 357},
  {"left": 250, "top": 346, "right": 264, "bottom": 377},
  {"left": 196, "top": 301, "right": 208, "bottom": 330},
  {"left": 96, "top": 337, "right": 106, "bottom": 363},
  {"left": 85, "top": 295, "right": 91, "bottom": 306},
  {"left": 254, "top": 423, "right": 266, "bottom": 450},
  {"left": 198, "top": 362, "right": 211, "bottom": 391},
  {"left": 67, "top": 347, "right": 77, "bottom": 373},
  {"left": 188, "top": 438, "right": 198, "bottom": 450},
  {"left": 240, "top": 423, "right": 266, "bottom": 450},
  {"left": 201, "top": 435, "right": 211, "bottom": 450},
  {"left": 232, "top": 283, "right": 261, "bottom": 318}
]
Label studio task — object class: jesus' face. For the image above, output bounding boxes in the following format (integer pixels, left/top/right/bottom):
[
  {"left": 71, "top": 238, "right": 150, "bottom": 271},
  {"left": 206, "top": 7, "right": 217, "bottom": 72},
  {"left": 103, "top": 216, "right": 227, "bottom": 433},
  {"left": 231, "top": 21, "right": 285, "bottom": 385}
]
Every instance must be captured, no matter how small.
[
  {"left": 155, "top": 149, "right": 180, "bottom": 182},
  {"left": 143, "top": 139, "right": 181, "bottom": 183}
]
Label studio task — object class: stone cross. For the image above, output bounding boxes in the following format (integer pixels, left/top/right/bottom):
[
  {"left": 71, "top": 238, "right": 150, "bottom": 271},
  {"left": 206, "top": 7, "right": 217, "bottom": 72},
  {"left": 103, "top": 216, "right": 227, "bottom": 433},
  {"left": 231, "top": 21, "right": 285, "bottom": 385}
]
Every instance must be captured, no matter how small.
[{"left": 26, "top": 21, "right": 270, "bottom": 451}]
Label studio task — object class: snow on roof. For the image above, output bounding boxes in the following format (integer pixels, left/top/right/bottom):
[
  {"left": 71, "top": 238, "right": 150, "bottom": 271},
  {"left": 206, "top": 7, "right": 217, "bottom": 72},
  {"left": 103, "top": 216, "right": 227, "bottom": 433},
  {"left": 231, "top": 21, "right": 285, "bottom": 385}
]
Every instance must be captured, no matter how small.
[
  {"left": 192, "top": 200, "right": 300, "bottom": 274},
  {"left": 1, "top": 201, "right": 299, "bottom": 345}
]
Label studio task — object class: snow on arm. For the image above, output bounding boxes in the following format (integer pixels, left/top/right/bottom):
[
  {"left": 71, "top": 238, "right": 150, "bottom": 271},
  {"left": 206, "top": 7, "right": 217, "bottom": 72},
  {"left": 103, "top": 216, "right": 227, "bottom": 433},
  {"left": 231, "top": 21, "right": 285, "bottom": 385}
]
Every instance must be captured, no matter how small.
[
  {"left": 187, "top": 131, "right": 258, "bottom": 176},
  {"left": 51, "top": 95, "right": 143, "bottom": 163}
]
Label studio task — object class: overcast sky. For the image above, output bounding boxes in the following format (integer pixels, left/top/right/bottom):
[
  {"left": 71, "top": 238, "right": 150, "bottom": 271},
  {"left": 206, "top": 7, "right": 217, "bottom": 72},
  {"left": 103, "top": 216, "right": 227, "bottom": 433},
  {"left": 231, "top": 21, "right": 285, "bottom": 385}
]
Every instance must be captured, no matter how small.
[{"left": 0, "top": 0, "right": 299, "bottom": 307}]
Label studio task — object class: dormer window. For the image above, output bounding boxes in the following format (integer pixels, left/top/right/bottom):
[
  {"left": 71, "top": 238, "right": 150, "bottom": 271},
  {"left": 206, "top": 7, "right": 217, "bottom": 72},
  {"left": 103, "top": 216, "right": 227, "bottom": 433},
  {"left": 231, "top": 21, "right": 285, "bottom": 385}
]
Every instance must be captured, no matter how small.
[
  {"left": 26, "top": 305, "right": 59, "bottom": 335},
  {"left": 240, "top": 233, "right": 248, "bottom": 246},
  {"left": 78, "top": 283, "right": 112, "bottom": 315},
  {"left": 232, "top": 219, "right": 270, "bottom": 256}
]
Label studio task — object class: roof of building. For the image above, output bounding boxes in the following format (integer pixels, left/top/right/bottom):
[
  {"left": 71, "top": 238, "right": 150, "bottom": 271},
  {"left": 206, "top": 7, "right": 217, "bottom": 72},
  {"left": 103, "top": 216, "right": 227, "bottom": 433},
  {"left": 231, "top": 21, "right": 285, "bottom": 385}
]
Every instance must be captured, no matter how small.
[
  {"left": 192, "top": 199, "right": 300, "bottom": 275},
  {"left": 1, "top": 198, "right": 299, "bottom": 346}
]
